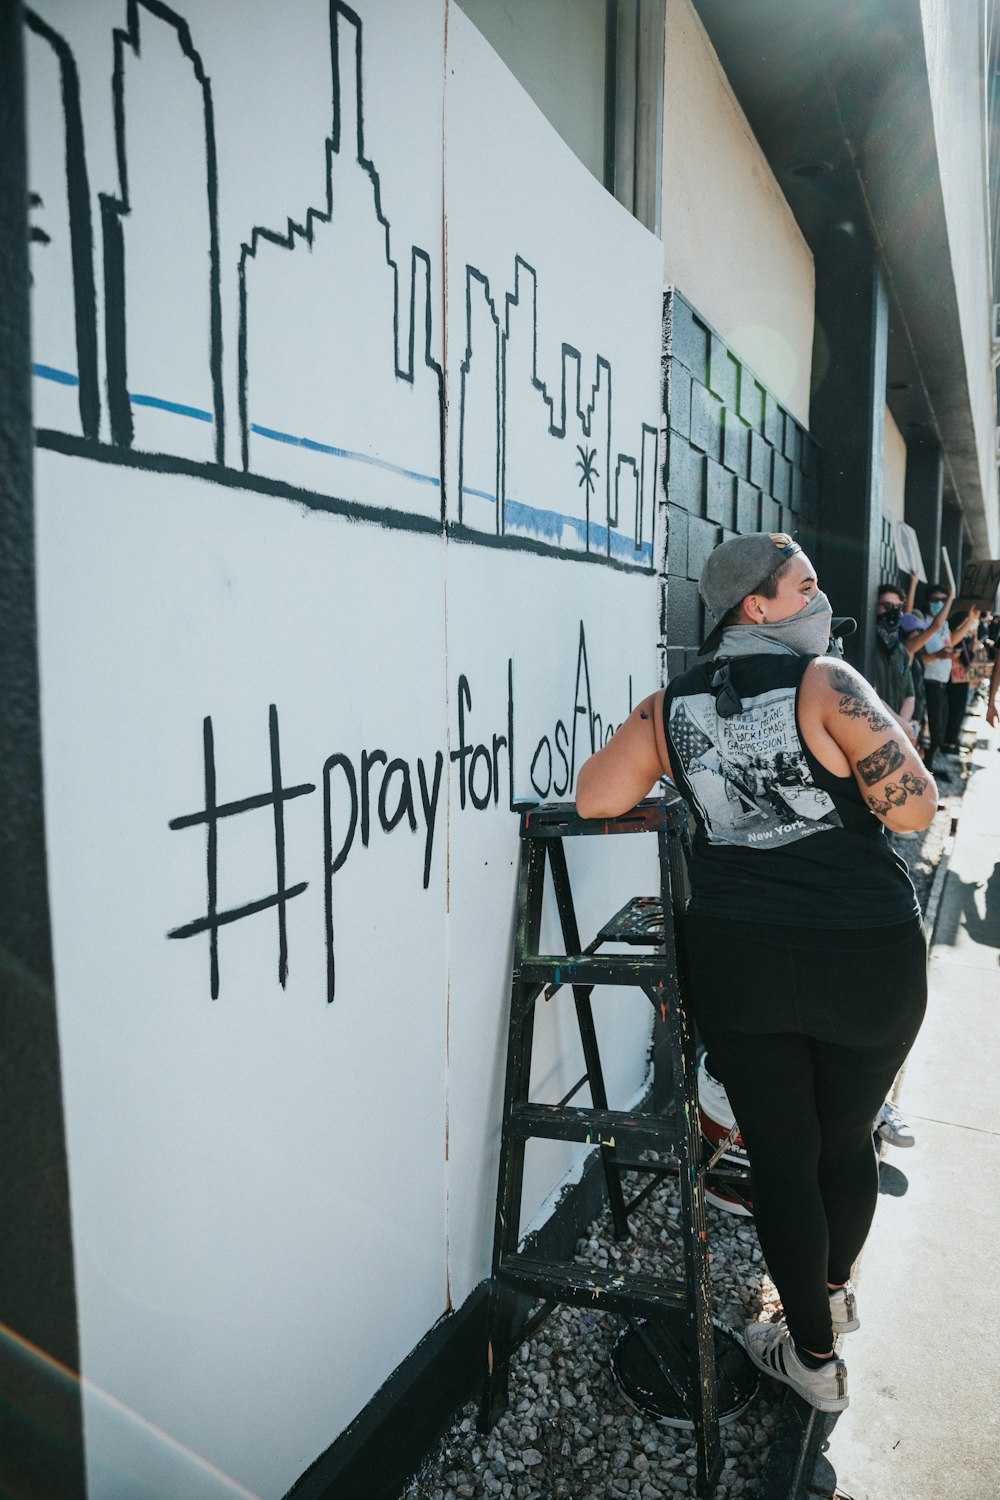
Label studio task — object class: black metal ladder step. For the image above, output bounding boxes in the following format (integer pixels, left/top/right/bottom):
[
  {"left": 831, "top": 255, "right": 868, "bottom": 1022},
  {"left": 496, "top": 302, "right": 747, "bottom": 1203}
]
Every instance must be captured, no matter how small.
[
  {"left": 597, "top": 1148, "right": 753, "bottom": 1209},
  {"left": 541, "top": 898, "right": 668, "bottom": 999},
  {"left": 496, "top": 1253, "right": 688, "bottom": 1317},
  {"left": 519, "top": 954, "right": 675, "bottom": 987},
  {"left": 592, "top": 895, "right": 666, "bottom": 945},
  {"left": 509, "top": 1102, "right": 683, "bottom": 1151},
  {"left": 480, "top": 797, "right": 725, "bottom": 1498}
]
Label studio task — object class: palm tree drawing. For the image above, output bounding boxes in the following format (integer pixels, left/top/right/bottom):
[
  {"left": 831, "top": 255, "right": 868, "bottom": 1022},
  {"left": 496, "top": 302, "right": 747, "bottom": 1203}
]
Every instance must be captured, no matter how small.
[{"left": 576, "top": 444, "right": 598, "bottom": 504}]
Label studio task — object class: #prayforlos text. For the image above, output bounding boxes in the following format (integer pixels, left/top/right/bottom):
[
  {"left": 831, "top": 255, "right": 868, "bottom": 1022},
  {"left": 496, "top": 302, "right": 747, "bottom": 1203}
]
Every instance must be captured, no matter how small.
[{"left": 168, "top": 625, "right": 628, "bottom": 1004}]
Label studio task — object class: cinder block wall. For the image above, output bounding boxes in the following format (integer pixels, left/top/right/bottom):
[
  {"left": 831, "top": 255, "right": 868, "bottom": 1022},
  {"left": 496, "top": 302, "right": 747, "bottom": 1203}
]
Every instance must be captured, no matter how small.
[{"left": 660, "top": 288, "right": 819, "bottom": 681}]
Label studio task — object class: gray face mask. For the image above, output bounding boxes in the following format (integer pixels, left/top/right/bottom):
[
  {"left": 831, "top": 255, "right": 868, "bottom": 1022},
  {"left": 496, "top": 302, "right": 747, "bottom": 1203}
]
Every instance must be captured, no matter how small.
[{"left": 717, "top": 590, "right": 834, "bottom": 659}]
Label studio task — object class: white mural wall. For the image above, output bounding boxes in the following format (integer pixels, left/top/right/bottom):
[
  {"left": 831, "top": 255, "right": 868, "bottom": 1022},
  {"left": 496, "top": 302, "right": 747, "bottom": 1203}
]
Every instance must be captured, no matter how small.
[
  {"left": 26, "top": 2, "right": 665, "bottom": 1496},
  {"left": 449, "top": 14, "right": 658, "bottom": 565}
]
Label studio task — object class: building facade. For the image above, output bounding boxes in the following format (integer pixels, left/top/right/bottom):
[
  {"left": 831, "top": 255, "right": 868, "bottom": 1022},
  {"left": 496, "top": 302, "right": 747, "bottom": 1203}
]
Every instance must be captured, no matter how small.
[{"left": 1, "top": 2, "right": 996, "bottom": 1498}]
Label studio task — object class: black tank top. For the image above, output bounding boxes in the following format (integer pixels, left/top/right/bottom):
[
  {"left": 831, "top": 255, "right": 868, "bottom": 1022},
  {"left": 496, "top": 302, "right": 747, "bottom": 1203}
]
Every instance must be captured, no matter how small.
[{"left": 662, "top": 653, "right": 919, "bottom": 928}]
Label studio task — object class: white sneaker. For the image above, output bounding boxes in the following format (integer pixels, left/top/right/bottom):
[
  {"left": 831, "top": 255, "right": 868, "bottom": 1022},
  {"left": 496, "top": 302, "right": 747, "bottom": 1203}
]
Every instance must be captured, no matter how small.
[
  {"left": 875, "top": 1099, "right": 916, "bottom": 1148},
  {"left": 829, "top": 1281, "right": 860, "bottom": 1334},
  {"left": 743, "top": 1321, "right": 849, "bottom": 1412}
]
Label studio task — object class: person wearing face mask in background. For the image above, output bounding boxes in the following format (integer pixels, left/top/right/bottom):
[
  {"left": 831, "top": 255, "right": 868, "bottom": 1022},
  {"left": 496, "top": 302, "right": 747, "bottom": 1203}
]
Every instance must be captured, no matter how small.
[
  {"left": 869, "top": 581, "right": 941, "bottom": 741},
  {"left": 576, "top": 533, "right": 936, "bottom": 1417},
  {"left": 898, "top": 612, "right": 928, "bottom": 732},
  {"left": 940, "top": 606, "right": 984, "bottom": 756},
  {"left": 918, "top": 583, "right": 958, "bottom": 775}
]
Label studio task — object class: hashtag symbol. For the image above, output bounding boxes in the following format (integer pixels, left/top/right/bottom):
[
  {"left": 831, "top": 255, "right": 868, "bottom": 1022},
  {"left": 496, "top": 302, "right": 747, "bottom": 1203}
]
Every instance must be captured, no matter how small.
[{"left": 167, "top": 705, "right": 315, "bottom": 999}]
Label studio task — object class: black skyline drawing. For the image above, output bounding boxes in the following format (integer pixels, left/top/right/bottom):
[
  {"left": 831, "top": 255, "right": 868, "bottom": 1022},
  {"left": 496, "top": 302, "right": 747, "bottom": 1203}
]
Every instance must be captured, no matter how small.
[
  {"left": 25, "top": 9, "right": 100, "bottom": 442},
  {"left": 456, "top": 255, "right": 657, "bottom": 565},
  {"left": 100, "top": 0, "right": 224, "bottom": 459},
  {"left": 237, "top": 2, "right": 444, "bottom": 510},
  {"left": 27, "top": 0, "right": 657, "bottom": 571}
]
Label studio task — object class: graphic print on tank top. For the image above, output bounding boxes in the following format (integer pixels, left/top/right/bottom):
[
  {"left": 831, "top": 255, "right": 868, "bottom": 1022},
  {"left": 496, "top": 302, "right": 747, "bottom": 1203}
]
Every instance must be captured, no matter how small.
[{"left": 668, "top": 687, "right": 842, "bottom": 848}]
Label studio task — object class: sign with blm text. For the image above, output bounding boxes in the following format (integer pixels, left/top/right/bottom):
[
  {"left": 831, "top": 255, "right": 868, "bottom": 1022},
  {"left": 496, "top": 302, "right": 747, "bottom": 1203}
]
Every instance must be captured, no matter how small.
[{"left": 956, "top": 557, "right": 1000, "bottom": 612}]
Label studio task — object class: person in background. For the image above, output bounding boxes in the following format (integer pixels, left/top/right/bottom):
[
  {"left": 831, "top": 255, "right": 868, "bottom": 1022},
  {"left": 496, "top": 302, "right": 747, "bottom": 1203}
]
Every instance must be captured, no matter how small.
[
  {"left": 987, "top": 612, "right": 1000, "bottom": 660},
  {"left": 869, "top": 581, "right": 941, "bottom": 739},
  {"left": 918, "top": 584, "right": 979, "bottom": 775},
  {"left": 941, "top": 608, "right": 982, "bottom": 755},
  {"left": 870, "top": 583, "right": 914, "bottom": 731},
  {"left": 898, "top": 612, "right": 927, "bottom": 741},
  {"left": 986, "top": 646, "right": 1000, "bottom": 729},
  {"left": 577, "top": 533, "right": 936, "bottom": 1415}
]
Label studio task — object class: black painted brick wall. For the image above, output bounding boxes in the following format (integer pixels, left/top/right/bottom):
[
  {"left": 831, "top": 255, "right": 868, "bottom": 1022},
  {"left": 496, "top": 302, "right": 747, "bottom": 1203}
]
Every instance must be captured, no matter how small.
[{"left": 660, "top": 289, "right": 819, "bottom": 679}]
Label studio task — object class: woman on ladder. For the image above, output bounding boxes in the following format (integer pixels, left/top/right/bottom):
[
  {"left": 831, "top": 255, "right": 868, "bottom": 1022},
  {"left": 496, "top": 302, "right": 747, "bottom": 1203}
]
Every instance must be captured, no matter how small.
[{"left": 576, "top": 532, "right": 933, "bottom": 1413}]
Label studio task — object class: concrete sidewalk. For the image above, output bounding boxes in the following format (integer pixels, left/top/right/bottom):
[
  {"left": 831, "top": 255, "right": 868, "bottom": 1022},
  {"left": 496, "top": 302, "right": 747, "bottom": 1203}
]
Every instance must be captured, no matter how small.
[{"left": 804, "top": 708, "right": 1000, "bottom": 1500}]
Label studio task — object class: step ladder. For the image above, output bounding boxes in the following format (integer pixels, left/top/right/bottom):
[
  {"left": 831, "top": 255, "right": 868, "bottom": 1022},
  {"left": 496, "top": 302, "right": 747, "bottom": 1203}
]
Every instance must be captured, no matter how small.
[{"left": 478, "top": 794, "right": 749, "bottom": 1497}]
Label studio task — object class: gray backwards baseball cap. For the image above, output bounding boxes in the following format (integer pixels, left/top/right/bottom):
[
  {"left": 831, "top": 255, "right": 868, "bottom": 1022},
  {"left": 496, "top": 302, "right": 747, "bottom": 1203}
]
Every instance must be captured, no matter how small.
[{"left": 697, "top": 532, "right": 800, "bottom": 657}]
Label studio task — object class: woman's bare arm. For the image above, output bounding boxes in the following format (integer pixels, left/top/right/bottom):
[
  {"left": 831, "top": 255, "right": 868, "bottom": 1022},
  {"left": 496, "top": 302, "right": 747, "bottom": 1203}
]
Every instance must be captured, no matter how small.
[
  {"left": 986, "top": 651, "right": 1000, "bottom": 728},
  {"left": 803, "top": 659, "right": 938, "bottom": 832},
  {"left": 948, "top": 606, "right": 982, "bottom": 647},
  {"left": 904, "top": 599, "right": 954, "bottom": 658},
  {"left": 576, "top": 692, "right": 673, "bottom": 818}
]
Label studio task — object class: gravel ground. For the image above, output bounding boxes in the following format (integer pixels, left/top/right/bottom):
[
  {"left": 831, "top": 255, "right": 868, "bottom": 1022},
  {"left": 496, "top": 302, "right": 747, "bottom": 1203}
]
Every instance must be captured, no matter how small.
[
  {"left": 402, "top": 1182, "right": 784, "bottom": 1500},
  {"left": 401, "top": 743, "right": 972, "bottom": 1500}
]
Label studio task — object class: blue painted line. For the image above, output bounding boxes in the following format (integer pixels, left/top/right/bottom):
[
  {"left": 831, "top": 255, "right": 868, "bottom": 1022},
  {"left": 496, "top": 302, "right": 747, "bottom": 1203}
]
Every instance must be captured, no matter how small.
[
  {"left": 504, "top": 496, "right": 652, "bottom": 566},
  {"left": 33, "top": 363, "right": 79, "bottom": 386},
  {"left": 130, "top": 393, "right": 214, "bottom": 422},
  {"left": 505, "top": 496, "right": 577, "bottom": 544},
  {"left": 30, "top": 369, "right": 651, "bottom": 564},
  {"left": 611, "top": 532, "right": 653, "bottom": 566},
  {"left": 33, "top": 367, "right": 211, "bottom": 422},
  {"left": 251, "top": 423, "right": 441, "bottom": 487}
]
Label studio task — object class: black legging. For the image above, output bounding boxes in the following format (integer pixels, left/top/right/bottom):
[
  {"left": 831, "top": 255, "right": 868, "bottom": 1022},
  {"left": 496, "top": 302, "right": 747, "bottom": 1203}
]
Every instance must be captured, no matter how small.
[
  {"left": 684, "top": 913, "right": 927, "bottom": 1353},
  {"left": 944, "top": 679, "right": 970, "bottom": 748},
  {"left": 923, "top": 679, "right": 948, "bottom": 770}
]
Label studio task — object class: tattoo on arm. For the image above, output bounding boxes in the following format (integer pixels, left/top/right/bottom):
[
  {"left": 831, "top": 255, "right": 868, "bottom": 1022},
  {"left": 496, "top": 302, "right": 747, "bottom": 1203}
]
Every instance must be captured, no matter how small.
[
  {"left": 881, "top": 772, "right": 928, "bottom": 809},
  {"left": 830, "top": 666, "right": 893, "bottom": 732},
  {"left": 865, "top": 771, "right": 927, "bottom": 818},
  {"left": 857, "top": 739, "right": 906, "bottom": 786},
  {"left": 840, "top": 698, "right": 893, "bottom": 731}
]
